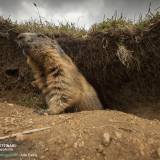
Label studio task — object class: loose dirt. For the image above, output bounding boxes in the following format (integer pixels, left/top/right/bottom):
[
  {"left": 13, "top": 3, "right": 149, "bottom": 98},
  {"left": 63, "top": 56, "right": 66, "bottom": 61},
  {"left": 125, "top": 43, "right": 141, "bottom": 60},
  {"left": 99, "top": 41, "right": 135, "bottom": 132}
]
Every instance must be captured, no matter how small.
[{"left": 0, "top": 102, "right": 160, "bottom": 160}]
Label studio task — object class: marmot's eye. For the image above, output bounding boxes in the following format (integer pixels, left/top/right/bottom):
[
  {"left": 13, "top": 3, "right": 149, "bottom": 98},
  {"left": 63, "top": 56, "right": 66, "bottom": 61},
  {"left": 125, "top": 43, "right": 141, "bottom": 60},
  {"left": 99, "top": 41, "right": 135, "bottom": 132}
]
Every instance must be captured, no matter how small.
[
  {"left": 17, "top": 35, "right": 25, "bottom": 40},
  {"left": 37, "top": 34, "right": 45, "bottom": 38}
]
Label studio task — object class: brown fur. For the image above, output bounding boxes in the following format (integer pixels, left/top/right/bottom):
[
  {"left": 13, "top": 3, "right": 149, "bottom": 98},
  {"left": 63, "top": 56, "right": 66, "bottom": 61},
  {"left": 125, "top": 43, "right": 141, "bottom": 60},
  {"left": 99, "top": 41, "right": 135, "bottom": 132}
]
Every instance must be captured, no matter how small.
[{"left": 17, "top": 33, "right": 103, "bottom": 114}]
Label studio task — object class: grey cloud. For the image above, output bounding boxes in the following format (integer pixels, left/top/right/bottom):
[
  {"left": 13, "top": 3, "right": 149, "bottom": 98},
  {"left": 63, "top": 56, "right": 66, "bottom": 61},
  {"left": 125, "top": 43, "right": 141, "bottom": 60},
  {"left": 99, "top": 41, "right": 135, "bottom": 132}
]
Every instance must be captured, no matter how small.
[
  {"left": 0, "top": 0, "right": 160, "bottom": 27},
  {"left": 103, "top": 0, "right": 160, "bottom": 17},
  {"left": 0, "top": 0, "right": 27, "bottom": 13},
  {"left": 0, "top": 0, "right": 87, "bottom": 13}
]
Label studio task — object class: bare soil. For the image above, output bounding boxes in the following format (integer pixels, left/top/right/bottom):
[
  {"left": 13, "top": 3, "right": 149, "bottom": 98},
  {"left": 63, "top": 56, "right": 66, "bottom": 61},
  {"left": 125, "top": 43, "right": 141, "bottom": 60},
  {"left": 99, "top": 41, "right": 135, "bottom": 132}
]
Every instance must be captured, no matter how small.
[{"left": 0, "top": 102, "right": 160, "bottom": 160}]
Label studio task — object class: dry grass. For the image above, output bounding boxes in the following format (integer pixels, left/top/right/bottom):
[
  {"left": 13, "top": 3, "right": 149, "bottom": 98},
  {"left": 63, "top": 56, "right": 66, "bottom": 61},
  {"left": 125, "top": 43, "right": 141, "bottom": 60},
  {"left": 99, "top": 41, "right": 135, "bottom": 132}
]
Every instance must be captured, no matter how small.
[
  {"left": 1, "top": 11, "right": 159, "bottom": 37},
  {"left": 15, "top": 20, "right": 87, "bottom": 38}
]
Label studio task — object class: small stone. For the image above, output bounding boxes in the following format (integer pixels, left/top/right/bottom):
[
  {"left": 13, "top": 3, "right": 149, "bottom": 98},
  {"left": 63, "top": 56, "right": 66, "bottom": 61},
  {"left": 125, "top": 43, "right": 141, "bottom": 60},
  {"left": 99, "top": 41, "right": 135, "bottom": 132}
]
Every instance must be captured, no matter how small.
[
  {"left": 103, "top": 132, "right": 111, "bottom": 146},
  {"left": 115, "top": 132, "right": 122, "bottom": 139},
  {"left": 15, "top": 133, "right": 25, "bottom": 142},
  {"left": 74, "top": 142, "right": 78, "bottom": 148},
  {"left": 74, "top": 140, "right": 84, "bottom": 148},
  {"left": 58, "top": 115, "right": 65, "bottom": 119},
  {"left": 52, "top": 122, "right": 55, "bottom": 126},
  {"left": 97, "top": 145, "right": 104, "bottom": 154},
  {"left": 28, "top": 119, "right": 33, "bottom": 124},
  {"left": 44, "top": 148, "right": 49, "bottom": 152},
  {"left": 79, "top": 141, "right": 84, "bottom": 147},
  {"left": 44, "top": 113, "right": 48, "bottom": 116},
  {"left": 139, "top": 144, "right": 145, "bottom": 156}
]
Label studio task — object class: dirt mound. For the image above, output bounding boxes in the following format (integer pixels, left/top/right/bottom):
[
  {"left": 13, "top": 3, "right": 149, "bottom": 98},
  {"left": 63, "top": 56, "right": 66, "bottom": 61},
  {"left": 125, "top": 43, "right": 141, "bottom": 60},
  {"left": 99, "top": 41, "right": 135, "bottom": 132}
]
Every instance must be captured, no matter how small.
[{"left": 0, "top": 102, "right": 160, "bottom": 160}]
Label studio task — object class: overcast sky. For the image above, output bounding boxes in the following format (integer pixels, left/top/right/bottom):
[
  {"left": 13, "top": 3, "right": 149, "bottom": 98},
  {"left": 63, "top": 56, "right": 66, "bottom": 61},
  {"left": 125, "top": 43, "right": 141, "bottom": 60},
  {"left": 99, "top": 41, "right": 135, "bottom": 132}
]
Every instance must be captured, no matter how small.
[{"left": 0, "top": 0, "right": 160, "bottom": 28}]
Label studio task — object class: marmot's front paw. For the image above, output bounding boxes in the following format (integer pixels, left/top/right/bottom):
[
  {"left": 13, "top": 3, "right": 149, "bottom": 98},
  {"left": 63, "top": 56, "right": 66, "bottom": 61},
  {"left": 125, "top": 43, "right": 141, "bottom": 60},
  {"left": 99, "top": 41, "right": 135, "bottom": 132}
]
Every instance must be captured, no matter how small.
[
  {"left": 33, "top": 107, "right": 64, "bottom": 115},
  {"left": 33, "top": 109, "right": 48, "bottom": 115},
  {"left": 47, "top": 106, "right": 65, "bottom": 115}
]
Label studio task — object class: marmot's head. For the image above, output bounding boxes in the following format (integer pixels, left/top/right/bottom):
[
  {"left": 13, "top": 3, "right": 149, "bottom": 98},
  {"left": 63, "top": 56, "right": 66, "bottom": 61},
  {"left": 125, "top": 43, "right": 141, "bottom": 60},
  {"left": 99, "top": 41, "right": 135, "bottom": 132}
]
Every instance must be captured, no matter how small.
[
  {"left": 16, "top": 32, "right": 66, "bottom": 73},
  {"left": 16, "top": 33, "right": 54, "bottom": 69},
  {"left": 16, "top": 33, "right": 54, "bottom": 52},
  {"left": 16, "top": 32, "right": 64, "bottom": 56}
]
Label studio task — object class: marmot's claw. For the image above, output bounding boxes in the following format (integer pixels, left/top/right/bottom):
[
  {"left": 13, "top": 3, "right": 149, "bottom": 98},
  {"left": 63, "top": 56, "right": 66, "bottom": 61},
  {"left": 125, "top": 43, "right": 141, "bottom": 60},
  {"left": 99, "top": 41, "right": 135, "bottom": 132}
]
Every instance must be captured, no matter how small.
[
  {"left": 46, "top": 107, "right": 65, "bottom": 115},
  {"left": 46, "top": 110, "right": 61, "bottom": 115},
  {"left": 33, "top": 108, "right": 63, "bottom": 115},
  {"left": 33, "top": 109, "right": 48, "bottom": 115}
]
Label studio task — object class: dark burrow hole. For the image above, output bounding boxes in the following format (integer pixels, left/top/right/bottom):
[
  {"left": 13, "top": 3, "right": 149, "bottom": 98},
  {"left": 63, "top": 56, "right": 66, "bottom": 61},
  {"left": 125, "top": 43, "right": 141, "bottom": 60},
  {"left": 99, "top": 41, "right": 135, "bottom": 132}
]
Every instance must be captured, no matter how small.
[{"left": 5, "top": 68, "right": 19, "bottom": 77}]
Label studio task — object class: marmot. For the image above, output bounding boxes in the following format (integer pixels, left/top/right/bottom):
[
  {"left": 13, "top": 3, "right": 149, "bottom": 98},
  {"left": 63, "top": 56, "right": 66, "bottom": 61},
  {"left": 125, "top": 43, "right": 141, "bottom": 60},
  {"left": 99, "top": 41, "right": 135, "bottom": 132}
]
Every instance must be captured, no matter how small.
[{"left": 16, "top": 33, "right": 103, "bottom": 115}]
